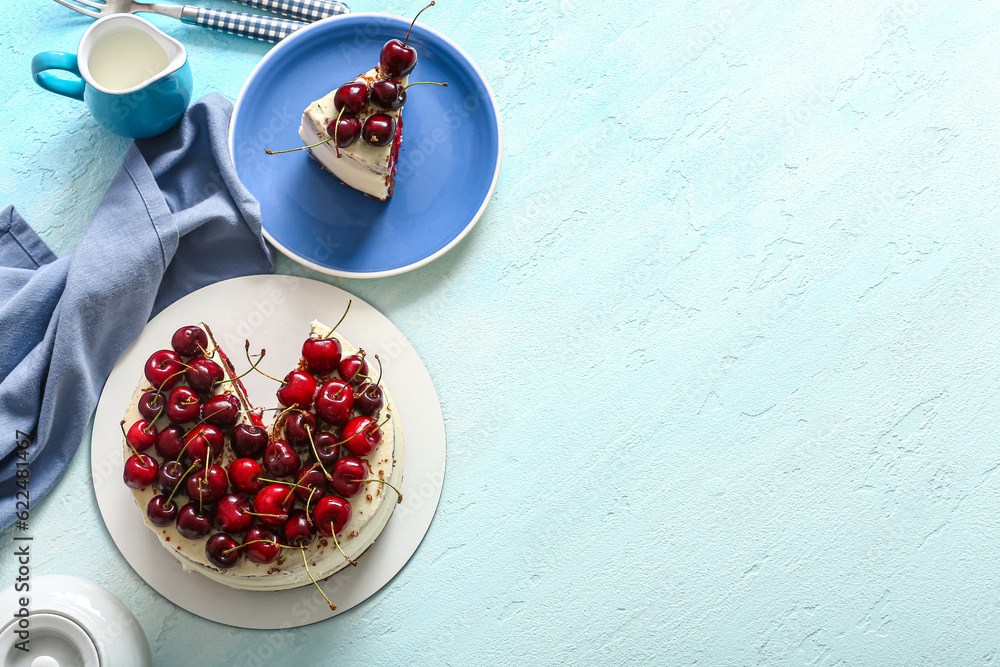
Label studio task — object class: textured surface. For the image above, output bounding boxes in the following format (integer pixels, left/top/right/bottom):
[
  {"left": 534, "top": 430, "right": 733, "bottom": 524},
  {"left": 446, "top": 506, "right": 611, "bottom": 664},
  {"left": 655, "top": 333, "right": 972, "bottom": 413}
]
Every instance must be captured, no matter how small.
[{"left": 4, "top": 1, "right": 1000, "bottom": 664}]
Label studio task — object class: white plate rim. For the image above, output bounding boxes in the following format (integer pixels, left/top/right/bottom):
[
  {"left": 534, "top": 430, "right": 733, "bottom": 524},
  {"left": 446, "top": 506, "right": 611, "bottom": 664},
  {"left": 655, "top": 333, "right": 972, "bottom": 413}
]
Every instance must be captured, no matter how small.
[
  {"left": 91, "top": 275, "right": 446, "bottom": 628},
  {"left": 227, "top": 12, "right": 504, "bottom": 279}
]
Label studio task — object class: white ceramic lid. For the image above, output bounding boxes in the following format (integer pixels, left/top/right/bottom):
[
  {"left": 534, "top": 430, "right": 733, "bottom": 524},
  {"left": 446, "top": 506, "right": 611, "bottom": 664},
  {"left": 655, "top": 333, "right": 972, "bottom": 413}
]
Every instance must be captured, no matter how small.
[
  {"left": 0, "top": 612, "right": 100, "bottom": 667},
  {"left": 0, "top": 575, "right": 152, "bottom": 667}
]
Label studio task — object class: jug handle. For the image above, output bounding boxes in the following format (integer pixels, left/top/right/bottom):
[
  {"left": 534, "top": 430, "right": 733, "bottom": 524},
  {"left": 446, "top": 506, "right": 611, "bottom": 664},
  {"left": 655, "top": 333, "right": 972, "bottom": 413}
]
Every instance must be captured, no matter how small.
[{"left": 31, "top": 52, "right": 86, "bottom": 101}]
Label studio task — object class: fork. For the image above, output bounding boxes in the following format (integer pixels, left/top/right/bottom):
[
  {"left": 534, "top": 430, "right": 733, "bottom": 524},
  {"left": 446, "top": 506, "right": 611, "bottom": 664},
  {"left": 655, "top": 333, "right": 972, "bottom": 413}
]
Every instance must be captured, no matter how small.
[{"left": 53, "top": 0, "right": 309, "bottom": 42}]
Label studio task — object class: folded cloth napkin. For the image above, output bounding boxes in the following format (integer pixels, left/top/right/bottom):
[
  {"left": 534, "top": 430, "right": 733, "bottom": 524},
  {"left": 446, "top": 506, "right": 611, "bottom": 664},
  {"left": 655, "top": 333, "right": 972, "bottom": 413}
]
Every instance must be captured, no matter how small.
[{"left": 0, "top": 92, "right": 273, "bottom": 531}]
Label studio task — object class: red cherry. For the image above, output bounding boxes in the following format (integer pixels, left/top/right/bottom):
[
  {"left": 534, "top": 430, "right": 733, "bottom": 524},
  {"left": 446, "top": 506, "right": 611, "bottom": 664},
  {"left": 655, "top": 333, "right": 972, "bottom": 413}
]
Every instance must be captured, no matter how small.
[
  {"left": 176, "top": 503, "right": 214, "bottom": 539},
  {"left": 370, "top": 79, "right": 406, "bottom": 110},
  {"left": 182, "top": 424, "right": 224, "bottom": 464},
  {"left": 283, "top": 510, "right": 317, "bottom": 548},
  {"left": 330, "top": 457, "right": 369, "bottom": 498},
  {"left": 144, "top": 350, "right": 184, "bottom": 391},
  {"left": 328, "top": 116, "right": 362, "bottom": 148},
  {"left": 276, "top": 370, "right": 317, "bottom": 410},
  {"left": 311, "top": 431, "right": 341, "bottom": 467},
  {"left": 284, "top": 411, "right": 317, "bottom": 450},
  {"left": 302, "top": 336, "right": 342, "bottom": 375},
  {"left": 185, "top": 357, "right": 223, "bottom": 395},
  {"left": 263, "top": 439, "right": 301, "bottom": 478},
  {"left": 229, "top": 458, "right": 263, "bottom": 494},
  {"left": 254, "top": 484, "right": 294, "bottom": 526},
  {"left": 186, "top": 464, "right": 228, "bottom": 504},
  {"left": 294, "top": 465, "right": 329, "bottom": 502},
  {"left": 313, "top": 496, "right": 352, "bottom": 537},
  {"left": 314, "top": 380, "right": 354, "bottom": 426},
  {"left": 333, "top": 81, "right": 368, "bottom": 115},
  {"left": 154, "top": 424, "right": 186, "bottom": 460},
  {"left": 201, "top": 394, "right": 241, "bottom": 430},
  {"left": 205, "top": 532, "right": 241, "bottom": 569},
  {"left": 215, "top": 494, "right": 254, "bottom": 533},
  {"left": 124, "top": 453, "right": 158, "bottom": 490},
  {"left": 146, "top": 495, "right": 178, "bottom": 526},
  {"left": 137, "top": 390, "right": 165, "bottom": 422},
  {"left": 171, "top": 325, "right": 208, "bottom": 358},
  {"left": 126, "top": 419, "right": 157, "bottom": 452},
  {"left": 340, "top": 416, "right": 382, "bottom": 456},
  {"left": 155, "top": 459, "right": 186, "bottom": 496},
  {"left": 361, "top": 114, "right": 396, "bottom": 147},
  {"left": 166, "top": 386, "right": 201, "bottom": 423},
  {"left": 232, "top": 423, "right": 269, "bottom": 459},
  {"left": 243, "top": 526, "right": 282, "bottom": 564},
  {"left": 378, "top": 2, "right": 435, "bottom": 78},
  {"left": 338, "top": 353, "right": 369, "bottom": 386},
  {"left": 379, "top": 39, "right": 417, "bottom": 79},
  {"left": 354, "top": 381, "right": 384, "bottom": 416}
]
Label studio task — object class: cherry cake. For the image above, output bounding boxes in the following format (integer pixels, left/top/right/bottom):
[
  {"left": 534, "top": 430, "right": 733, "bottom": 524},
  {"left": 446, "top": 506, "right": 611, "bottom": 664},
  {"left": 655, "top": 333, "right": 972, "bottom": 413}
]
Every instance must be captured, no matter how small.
[
  {"left": 121, "top": 314, "right": 404, "bottom": 596},
  {"left": 269, "top": 2, "right": 445, "bottom": 202}
]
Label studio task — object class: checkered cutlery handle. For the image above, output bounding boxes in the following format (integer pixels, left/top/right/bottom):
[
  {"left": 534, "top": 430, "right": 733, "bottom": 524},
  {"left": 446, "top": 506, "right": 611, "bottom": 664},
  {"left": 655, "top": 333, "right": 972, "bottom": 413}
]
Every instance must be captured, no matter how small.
[
  {"left": 229, "top": 0, "right": 349, "bottom": 22},
  {"left": 185, "top": 7, "right": 306, "bottom": 42}
]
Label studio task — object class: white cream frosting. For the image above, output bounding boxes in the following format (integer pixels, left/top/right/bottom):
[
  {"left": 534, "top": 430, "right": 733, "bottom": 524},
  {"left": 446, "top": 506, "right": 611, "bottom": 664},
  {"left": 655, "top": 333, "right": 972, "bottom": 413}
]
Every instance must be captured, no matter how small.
[
  {"left": 299, "top": 67, "right": 407, "bottom": 201},
  {"left": 124, "top": 321, "right": 404, "bottom": 591}
]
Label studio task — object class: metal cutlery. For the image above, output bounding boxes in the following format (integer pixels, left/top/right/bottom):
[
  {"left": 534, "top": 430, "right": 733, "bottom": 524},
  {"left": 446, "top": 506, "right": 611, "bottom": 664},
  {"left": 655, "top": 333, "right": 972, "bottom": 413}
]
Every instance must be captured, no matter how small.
[
  {"left": 228, "top": 0, "right": 347, "bottom": 23},
  {"left": 53, "top": 0, "right": 310, "bottom": 42}
]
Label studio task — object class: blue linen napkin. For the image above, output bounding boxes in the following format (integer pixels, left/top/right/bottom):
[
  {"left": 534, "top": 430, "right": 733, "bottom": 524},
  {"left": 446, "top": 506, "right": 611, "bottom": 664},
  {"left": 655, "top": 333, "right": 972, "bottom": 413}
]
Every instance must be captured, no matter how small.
[{"left": 0, "top": 93, "right": 273, "bottom": 531}]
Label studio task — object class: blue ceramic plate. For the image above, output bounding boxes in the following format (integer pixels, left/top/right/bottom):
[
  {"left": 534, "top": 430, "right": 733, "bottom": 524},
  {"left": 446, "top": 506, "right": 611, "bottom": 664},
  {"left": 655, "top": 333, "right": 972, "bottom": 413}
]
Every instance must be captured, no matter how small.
[{"left": 229, "top": 13, "right": 502, "bottom": 277}]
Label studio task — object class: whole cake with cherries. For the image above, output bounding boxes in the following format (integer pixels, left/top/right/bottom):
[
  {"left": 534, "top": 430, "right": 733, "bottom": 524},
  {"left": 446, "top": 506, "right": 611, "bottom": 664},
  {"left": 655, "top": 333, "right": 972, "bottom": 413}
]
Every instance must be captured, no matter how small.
[{"left": 121, "top": 305, "right": 402, "bottom": 607}]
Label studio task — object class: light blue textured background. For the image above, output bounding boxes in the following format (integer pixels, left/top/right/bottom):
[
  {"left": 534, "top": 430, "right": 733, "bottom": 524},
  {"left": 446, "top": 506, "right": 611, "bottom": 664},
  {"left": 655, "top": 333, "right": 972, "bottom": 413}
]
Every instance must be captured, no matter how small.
[{"left": 4, "top": 0, "right": 1000, "bottom": 664}]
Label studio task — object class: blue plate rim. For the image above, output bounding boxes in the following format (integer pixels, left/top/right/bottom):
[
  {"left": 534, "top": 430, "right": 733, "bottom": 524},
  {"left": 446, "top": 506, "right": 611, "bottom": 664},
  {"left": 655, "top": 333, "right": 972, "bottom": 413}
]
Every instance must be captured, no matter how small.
[{"left": 228, "top": 12, "right": 503, "bottom": 279}]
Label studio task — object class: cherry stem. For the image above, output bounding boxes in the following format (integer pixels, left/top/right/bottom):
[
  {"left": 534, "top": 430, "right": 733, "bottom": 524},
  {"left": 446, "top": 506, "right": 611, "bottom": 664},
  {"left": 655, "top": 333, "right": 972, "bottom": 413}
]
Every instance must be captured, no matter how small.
[
  {"left": 265, "top": 134, "right": 334, "bottom": 156},
  {"left": 175, "top": 421, "right": 219, "bottom": 462},
  {"left": 300, "top": 547, "right": 336, "bottom": 611},
  {"left": 244, "top": 341, "right": 285, "bottom": 384},
  {"left": 195, "top": 454, "right": 214, "bottom": 513},
  {"left": 262, "top": 478, "right": 314, "bottom": 506},
  {"left": 164, "top": 459, "right": 202, "bottom": 508},
  {"left": 217, "top": 349, "right": 265, "bottom": 385},
  {"left": 246, "top": 511, "right": 287, "bottom": 520},
  {"left": 368, "top": 415, "right": 392, "bottom": 435},
  {"left": 186, "top": 407, "right": 226, "bottom": 438},
  {"left": 403, "top": 81, "right": 448, "bottom": 91},
  {"left": 145, "top": 401, "right": 166, "bottom": 429},
  {"left": 118, "top": 421, "right": 147, "bottom": 462},
  {"left": 326, "top": 415, "right": 391, "bottom": 449},
  {"left": 305, "top": 487, "right": 317, "bottom": 527},
  {"left": 402, "top": 1, "right": 434, "bottom": 48},
  {"left": 332, "top": 350, "right": 366, "bottom": 399},
  {"left": 351, "top": 478, "right": 403, "bottom": 504},
  {"left": 371, "top": 354, "right": 383, "bottom": 387},
  {"left": 222, "top": 539, "right": 302, "bottom": 556},
  {"left": 350, "top": 349, "right": 368, "bottom": 384},
  {"left": 323, "top": 300, "right": 352, "bottom": 339},
  {"left": 306, "top": 426, "right": 333, "bottom": 481},
  {"left": 334, "top": 105, "right": 345, "bottom": 159},
  {"left": 260, "top": 478, "right": 310, "bottom": 489},
  {"left": 156, "top": 367, "right": 188, "bottom": 394},
  {"left": 271, "top": 405, "right": 300, "bottom": 437},
  {"left": 274, "top": 479, "right": 310, "bottom": 505},
  {"left": 331, "top": 523, "right": 357, "bottom": 566},
  {"left": 204, "top": 323, "right": 254, "bottom": 413}
]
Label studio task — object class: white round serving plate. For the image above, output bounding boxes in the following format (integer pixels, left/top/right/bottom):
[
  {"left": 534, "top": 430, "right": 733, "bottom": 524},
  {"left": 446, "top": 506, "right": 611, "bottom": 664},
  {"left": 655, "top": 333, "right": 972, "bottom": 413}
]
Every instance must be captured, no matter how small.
[{"left": 91, "top": 275, "right": 446, "bottom": 629}]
